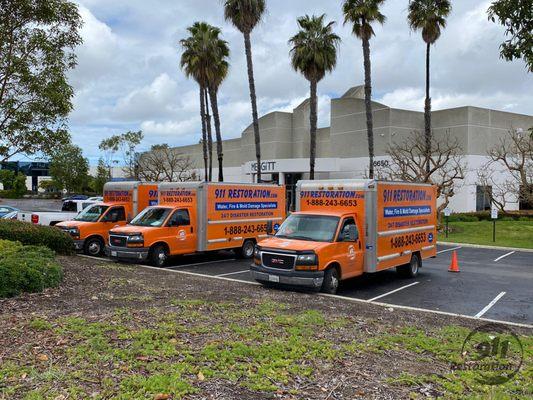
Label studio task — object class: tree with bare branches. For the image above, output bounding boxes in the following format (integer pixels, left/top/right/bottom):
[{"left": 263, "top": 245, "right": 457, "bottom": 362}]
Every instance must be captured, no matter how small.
[
  {"left": 138, "top": 144, "right": 197, "bottom": 182},
  {"left": 477, "top": 128, "right": 533, "bottom": 211},
  {"left": 377, "top": 130, "right": 466, "bottom": 214}
]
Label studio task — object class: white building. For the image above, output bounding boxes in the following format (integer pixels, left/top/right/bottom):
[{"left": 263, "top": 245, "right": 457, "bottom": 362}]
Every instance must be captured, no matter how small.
[{"left": 152, "top": 86, "right": 532, "bottom": 212}]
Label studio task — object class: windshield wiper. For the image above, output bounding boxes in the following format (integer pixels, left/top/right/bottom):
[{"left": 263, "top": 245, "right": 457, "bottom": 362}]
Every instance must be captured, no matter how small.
[{"left": 287, "top": 235, "right": 314, "bottom": 241}]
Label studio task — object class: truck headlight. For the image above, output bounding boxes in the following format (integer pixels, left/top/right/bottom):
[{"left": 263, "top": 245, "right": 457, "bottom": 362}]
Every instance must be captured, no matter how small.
[
  {"left": 296, "top": 253, "right": 317, "bottom": 265},
  {"left": 127, "top": 234, "right": 144, "bottom": 246},
  {"left": 66, "top": 227, "right": 79, "bottom": 237},
  {"left": 253, "top": 246, "right": 261, "bottom": 265}
]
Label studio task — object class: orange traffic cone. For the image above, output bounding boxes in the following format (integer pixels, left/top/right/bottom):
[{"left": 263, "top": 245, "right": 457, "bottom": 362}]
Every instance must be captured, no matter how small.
[{"left": 448, "top": 250, "right": 460, "bottom": 273}]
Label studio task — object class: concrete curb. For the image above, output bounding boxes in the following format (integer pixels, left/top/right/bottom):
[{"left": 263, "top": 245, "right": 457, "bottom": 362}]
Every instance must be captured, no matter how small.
[{"left": 438, "top": 241, "right": 533, "bottom": 253}]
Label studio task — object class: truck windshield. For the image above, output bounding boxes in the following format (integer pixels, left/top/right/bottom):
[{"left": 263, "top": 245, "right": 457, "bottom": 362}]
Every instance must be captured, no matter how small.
[
  {"left": 275, "top": 214, "right": 340, "bottom": 242},
  {"left": 130, "top": 207, "right": 171, "bottom": 227},
  {"left": 74, "top": 205, "right": 109, "bottom": 222}
]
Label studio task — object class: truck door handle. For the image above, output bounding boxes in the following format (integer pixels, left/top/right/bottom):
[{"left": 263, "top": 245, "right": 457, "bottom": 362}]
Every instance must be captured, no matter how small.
[{"left": 191, "top": 227, "right": 194, "bottom": 233}]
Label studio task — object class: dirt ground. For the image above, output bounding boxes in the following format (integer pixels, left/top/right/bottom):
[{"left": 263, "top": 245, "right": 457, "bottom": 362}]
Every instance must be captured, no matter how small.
[{"left": 0, "top": 256, "right": 531, "bottom": 399}]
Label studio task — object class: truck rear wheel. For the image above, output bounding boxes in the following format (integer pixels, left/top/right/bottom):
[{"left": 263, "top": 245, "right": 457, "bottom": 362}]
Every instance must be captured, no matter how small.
[
  {"left": 84, "top": 237, "right": 104, "bottom": 257},
  {"left": 150, "top": 245, "right": 168, "bottom": 268},
  {"left": 321, "top": 266, "right": 340, "bottom": 294},
  {"left": 236, "top": 239, "right": 255, "bottom": 259},
  {"left": 397, "top": 253, "right": 421, "bottom": 278}
]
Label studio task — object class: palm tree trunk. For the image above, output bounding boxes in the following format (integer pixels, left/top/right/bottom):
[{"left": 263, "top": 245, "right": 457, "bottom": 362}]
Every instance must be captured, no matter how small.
[
  {"left": 362, "top": 37, "right": 374, "bottom": 179},
  {"left": 204, "top": 88, "right": 213, "bottom": 182},
  {"left": 424, "top": 42, "right": 432, "bottom": 176},
  {"left": 208, "top": 86, "right": 224, "bottom": 182},
  {"left": 199, "top": 86, "right": 208, "bottom": 182},
  {"left": 309, "top": 78, "right": 318, "bottom": 180},
  {"left": 243, "top": 32, "right": 261, "bottom": 183}
]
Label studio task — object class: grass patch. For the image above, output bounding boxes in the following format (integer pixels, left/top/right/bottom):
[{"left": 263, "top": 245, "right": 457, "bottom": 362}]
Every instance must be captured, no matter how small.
[
  {"left": 440, "top": 220, "right": 533, "bottom": 249},
  {"left": 1, "top": 300, "right": 531, "bottom": 399}
]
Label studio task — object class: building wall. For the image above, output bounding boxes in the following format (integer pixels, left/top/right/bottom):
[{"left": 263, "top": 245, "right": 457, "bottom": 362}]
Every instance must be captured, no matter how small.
[{"left": 151, "top": 85, "right": 532, "bottom": 212}]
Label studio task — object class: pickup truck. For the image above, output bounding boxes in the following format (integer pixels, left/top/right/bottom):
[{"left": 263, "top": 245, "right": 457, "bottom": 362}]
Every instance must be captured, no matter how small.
[{"left": 17, "top": 199, "right": 97, "bottom": 226}]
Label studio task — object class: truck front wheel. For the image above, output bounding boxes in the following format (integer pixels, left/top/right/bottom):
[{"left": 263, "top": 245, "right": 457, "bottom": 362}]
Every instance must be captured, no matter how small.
[
  {"left": 321, "top": 266, "right": 340, "bottom": 294},
  {"left": 150, "top": 245, "right": 168, "bottom": 268},
  {"left": 397, "top": 253, "right": 421, "bottom": 278},
  {"left": 84, "top": 237, "right": 104, "bottom": 256},
  {"left": 236, "top": 239, "right": 255, "bottom": 259}
]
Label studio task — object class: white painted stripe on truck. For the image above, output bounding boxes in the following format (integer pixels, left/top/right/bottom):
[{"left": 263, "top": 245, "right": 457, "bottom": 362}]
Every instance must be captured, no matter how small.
[
  {"left": 233, "top": 237, "right": 243, "bottom": 241},
  {"left": 422, "top": 245, "right": 435, "bottom": 251},
  {"left": 377, "top": 253, "right": 401, "bottom": 262},
  {"left": 208, "top": 217, "right": 283, "bottom": 225},
  {"left": 377, "top": 225, "right": 435, "bottom": 237}
]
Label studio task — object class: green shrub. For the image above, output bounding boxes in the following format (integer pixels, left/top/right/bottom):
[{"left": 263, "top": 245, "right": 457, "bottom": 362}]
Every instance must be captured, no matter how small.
[
  {"left": 0, "top": 240, "right": 63, "bottom": 298},
  {"left": 0, "top": 219, "right": 74, "bottom": 255}
]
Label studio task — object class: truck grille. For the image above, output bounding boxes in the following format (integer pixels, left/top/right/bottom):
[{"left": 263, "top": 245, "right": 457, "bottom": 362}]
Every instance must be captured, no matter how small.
[
  {"left": 109, "top": 235, "right": 127, "bottom": 247},
  {"left": 262, "top": 253, "right": 295, "bottom": 270}
]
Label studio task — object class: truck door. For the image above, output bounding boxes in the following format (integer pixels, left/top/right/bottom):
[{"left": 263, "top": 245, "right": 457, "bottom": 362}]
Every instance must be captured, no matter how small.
[
  {"left": 166, "top": 209, "right": 196, "bottom": 254},
  {"left": 101, "top": 206, "right": 127, "bottom": 227},
  {"left": 334, "top": 216, "right": 364, "bottom": 279}
]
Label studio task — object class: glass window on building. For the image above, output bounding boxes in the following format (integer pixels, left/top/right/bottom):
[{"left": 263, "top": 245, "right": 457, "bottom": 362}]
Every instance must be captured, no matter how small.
[{"left": 476, "top": 185, "right": 492, "bottom": 211}]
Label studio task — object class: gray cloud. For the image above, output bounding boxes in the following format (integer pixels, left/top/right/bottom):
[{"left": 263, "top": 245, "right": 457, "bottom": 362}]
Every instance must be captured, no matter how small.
[{"left": 70, "top": 0, "right": 532, "bottom": 163}]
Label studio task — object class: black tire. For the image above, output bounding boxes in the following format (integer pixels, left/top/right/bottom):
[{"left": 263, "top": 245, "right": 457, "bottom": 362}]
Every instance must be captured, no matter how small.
[
  {"left": 321, "top": 266, "right": 340, "bottom": 294},
  {"left": 150, "top": 244, "right": 168, "bottom": 268},
  {"left": 397, "top": 253, "right": 421, "bottom": 278},
  {"left": 236, "top": 239, "right": 255, "bottom": 259},
  {"left": 84, "top": 237, "right": 104, "bottom": 256}
]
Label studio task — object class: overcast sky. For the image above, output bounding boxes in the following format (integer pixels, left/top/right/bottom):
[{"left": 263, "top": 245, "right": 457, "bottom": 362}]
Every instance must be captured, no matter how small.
[{"left": 67, "top": 0, "right": 532, "bottom": 164}]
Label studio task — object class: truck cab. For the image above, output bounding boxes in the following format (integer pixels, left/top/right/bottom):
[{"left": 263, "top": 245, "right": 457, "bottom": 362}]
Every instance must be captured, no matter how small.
[
  {"left": 252, "top": 211, "right": 365, "bottom": 293},
  {"left": 107, "top": 205, "right": 196, "bottom": 267},
  {"left": 56, "top": 181, "right": 157, "bottom": 256},
  {"left": 57, "top": 203, "right": 129, "bottom": 255}
]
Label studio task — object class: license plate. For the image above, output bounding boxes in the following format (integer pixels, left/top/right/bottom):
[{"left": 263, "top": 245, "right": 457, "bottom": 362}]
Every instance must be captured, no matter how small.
[
  {"left": 111, "top": 251, "right": 117, "bottom": 257},
  {"left": 268, "top": 274, "right": 280, "bottom": 283}
]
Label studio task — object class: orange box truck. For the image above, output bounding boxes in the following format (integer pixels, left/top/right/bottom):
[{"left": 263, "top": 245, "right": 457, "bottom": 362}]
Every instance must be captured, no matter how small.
[
  {"left": 107, "top": 182, "right": 286, "bottom": 267},
  {"left": 56, "top": 182, "right": 158, "bottom": 256},
  {"left": 251, "top": 179, "right": 437, "bottom": 294}
]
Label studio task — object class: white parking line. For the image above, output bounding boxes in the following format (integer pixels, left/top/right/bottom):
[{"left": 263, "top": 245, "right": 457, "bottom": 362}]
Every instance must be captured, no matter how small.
[
  {"left": 474, "top": 292, "right": 506, "bottom": 318},
  {"left": 494, "top": 251, "right": 515, "bottom": 262},
  {"left": 437, "top": 246, "right": 462, "bottom": 254},
  {"left": 216, "top": 270, "right": 250, "bottom": 277},
  {"left": 165, "top": 259, "right": 237, "bottom": 269},
  {"left": 76, "top": 255, "right": 533, "bottom": 329},
  {"left": 367, "top": 282, "right": 419, "bottom": 302}
]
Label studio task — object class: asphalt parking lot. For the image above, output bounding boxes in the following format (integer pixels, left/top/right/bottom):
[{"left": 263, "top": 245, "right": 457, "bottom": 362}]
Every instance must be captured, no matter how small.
[{"left": 154, "top": 244, "right": 533, "bottom": 326}]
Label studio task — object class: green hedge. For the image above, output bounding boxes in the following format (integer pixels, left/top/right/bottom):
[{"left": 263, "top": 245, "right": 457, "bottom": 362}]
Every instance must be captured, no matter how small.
[
  {"left": 0, "top": 219, "right": 74, "bottom": 255},
  {"left": 0, "top": 240, "right": 63, "bottom": 298},
  {"left": 444, "top": 211, "right": 533, "bottom": 222}
]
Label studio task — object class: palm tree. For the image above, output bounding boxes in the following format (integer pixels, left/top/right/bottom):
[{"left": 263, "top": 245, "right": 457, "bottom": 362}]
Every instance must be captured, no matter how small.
[
  {"left": 180, "top": 22, "right": 229, "bottom": 182},
  {"left": 289, "top": 15, "right": 340, "bottom": 180},
  {"left": 223, "top": 0, "right": 265, "bottom": 182},
  {"left": 342, "top": 0, "right": 386, "bottom": 179},
  {"left": 408, "top": 0, "right": 451, "bottom": 174},
  {"left": 205, "top": 30, "right": 230, "bottom": 182},
  {"left": 180, "top": 26, "right": 211, "bottom": 181}
]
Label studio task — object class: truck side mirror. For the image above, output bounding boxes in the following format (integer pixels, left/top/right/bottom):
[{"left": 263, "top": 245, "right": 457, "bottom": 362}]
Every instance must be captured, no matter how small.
[{"left": 266, "top": 220, "right": 273, "bottom": 235}]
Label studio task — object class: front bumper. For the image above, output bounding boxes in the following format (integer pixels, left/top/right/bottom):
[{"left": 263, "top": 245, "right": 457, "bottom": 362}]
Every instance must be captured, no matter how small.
[
  {"left": 250, "top": 264, "right": 324, "bottom": 288},
  {"left": 106, "top": 245, "right": 150, "bottom": 261}
]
